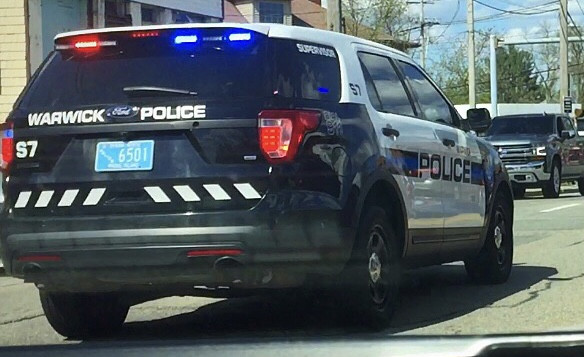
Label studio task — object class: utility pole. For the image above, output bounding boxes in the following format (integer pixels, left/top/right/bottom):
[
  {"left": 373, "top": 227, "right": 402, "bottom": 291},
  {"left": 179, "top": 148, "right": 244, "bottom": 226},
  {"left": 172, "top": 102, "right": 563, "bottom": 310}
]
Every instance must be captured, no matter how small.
[
  {"left": 560, "top": 0, "right": 570, "bottom": 100},
  {"left": 467, "top": 0, "right": 476, "bottom": 108},
  {"left": 490, "top": 35, "right": 498, "bottom": 117},
  {"left": 420, "top": 0, "right": 426, "bottom": 68},
  {"left": 327, "top": 0, "right": 342, "bottom": 33}
]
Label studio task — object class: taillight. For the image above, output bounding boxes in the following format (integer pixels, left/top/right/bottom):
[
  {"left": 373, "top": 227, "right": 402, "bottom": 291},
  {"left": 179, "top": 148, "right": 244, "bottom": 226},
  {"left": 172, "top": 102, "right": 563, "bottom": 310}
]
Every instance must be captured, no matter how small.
[
  {"left": 1, "top": 122, "right": 13, "bottom": 172},
  {"left": 258, "top": 110, "right": 320, "bottom": 163}
]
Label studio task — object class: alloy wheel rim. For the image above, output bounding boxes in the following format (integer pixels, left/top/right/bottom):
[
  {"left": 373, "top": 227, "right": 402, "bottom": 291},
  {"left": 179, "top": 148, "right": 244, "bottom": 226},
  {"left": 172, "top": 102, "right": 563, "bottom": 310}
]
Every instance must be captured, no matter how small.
[{"left": 367, "top": 227, "right": 391, "bottom": 307}]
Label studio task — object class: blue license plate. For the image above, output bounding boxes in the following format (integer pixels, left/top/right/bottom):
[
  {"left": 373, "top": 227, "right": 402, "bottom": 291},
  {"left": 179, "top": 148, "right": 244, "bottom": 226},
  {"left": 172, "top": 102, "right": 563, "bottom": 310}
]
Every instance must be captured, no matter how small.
[{"left": 95, "top": 140, "right": 154, "bottom": 172}]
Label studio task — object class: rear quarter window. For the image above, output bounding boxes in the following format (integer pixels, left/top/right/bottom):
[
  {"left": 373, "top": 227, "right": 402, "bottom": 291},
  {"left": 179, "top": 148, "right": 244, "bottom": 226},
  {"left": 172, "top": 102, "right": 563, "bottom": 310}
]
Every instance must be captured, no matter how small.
[{"left": 270, "top": 39, "right": 341, "bottom": 102}]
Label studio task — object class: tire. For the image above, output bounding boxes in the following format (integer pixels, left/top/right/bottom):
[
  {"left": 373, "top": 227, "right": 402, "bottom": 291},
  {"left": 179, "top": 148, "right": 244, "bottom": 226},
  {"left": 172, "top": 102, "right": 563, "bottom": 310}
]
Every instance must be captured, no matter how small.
[
  {"left": 465, "top": 192, "right": 513, "bottom": 284},
  {"left": 512, "top": 186, "right": 525, "bottom": 199},
  {"left": 342, "top": 206, "right": 401, "bottom": 328},
  {"left": 40, "top": 291, "right": 129, "bottom": 339},
  {"left": 542, "top": 160, "right": 561, "bottom": 198},
  {"left": 578, "top": 178, "right": 584, "bottom": 196}
]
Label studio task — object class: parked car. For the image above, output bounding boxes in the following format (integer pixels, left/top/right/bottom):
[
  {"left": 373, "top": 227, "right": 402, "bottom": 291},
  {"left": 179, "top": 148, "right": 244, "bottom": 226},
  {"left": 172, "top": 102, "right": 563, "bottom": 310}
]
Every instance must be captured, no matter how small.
[{"left": 483, "top": 113, "right": 584, "bottom": 198}]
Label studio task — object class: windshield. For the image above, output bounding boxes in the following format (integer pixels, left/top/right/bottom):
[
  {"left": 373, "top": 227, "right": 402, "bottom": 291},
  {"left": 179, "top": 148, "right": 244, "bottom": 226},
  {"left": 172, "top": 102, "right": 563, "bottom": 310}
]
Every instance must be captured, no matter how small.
[{"left": 486, "top": 116, "right": 554, "bottom": 136}]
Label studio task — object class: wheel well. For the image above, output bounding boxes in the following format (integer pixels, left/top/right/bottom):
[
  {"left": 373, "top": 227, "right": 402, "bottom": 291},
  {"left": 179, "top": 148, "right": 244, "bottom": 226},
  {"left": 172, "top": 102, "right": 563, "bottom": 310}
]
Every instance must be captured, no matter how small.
[
  {"left": 361, "top": 181, "right": 406, "bottom": 256},
  {"left": 553, "top": 154, "right": 561, "bottom": 168},
  {"left": 496, "top": 181, "right": 514, "bottom": 220}
]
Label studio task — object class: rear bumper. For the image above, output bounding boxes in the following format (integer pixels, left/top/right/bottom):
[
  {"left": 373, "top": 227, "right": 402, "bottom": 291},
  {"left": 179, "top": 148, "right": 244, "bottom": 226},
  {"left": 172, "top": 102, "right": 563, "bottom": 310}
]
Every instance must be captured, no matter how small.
[
  {"left": 0, "top": 200, "right": 355, "bottom": 292},
  {"left": 505, "top": 161, "right": 550, "bottom": 187}
]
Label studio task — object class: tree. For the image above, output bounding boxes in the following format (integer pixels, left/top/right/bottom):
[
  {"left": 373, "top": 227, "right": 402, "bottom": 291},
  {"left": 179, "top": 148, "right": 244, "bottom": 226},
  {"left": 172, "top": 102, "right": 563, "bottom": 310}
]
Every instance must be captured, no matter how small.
[
  {"left": 494, "top": 46, "right": 545, "bottom": 103},
  {"left": 341, "top": 0, "right": 415, "bottom": 50},
  {"left": 532, "top": 22, "right": 559, "bottom": 102},
  {"left": 429, "top": 32, "right": 545, "bottom": 105},
  {"left": 428, "top": 31, "right": 493, "bottom": 105}
]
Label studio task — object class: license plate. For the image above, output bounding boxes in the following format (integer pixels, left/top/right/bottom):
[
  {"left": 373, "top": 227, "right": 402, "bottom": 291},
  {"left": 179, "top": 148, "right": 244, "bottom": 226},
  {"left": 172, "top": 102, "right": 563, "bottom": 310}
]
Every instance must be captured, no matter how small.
[{"left": 95, "top": 140, "right": 154, "bottom": 172}]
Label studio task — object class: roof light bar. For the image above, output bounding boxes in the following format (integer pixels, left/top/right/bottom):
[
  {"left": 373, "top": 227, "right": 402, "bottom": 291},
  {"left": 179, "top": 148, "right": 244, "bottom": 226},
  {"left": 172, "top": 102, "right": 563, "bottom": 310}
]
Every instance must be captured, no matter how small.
[
  {"left": 174, "top": 35, "right": 198, "bottom": 44},
  {"left": 228, "top": 33, "right": 252, "bottom": 42},
  {"left": 55, "top": 39, "right": 117, "bottom": 51}
]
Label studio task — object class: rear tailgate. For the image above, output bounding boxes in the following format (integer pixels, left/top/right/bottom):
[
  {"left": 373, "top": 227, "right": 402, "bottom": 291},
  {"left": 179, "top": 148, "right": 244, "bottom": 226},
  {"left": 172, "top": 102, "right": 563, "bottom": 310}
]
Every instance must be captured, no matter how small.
[{"left": 6, "top": 27, "right": 272, "bottom": 216}]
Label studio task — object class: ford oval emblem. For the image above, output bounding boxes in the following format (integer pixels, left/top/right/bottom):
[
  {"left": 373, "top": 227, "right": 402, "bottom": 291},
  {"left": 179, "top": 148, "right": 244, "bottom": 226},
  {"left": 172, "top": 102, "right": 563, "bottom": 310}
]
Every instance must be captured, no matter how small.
[{"left": 106, "top": 105, "right": 139, "bottom": 119}]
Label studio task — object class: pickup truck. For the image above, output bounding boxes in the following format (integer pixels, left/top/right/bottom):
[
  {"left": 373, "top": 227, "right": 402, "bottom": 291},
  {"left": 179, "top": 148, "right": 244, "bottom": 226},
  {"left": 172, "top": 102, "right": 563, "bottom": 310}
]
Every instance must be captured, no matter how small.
[{"left": 483, "top": 113, "right": 584, "bottom": 198}]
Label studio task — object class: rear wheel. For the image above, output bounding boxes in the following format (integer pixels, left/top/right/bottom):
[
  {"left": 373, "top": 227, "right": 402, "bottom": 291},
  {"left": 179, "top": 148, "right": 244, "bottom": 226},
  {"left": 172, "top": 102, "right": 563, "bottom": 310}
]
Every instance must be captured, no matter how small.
[
  {"left": 343, "top": 206, "right": 401, "bottom": 328},
  {"left": 512, "top": 186, "right": 525, "bottom": 199},
  {"left": 465, "top": 192, "right": 513, "bottom": 284},
  {"left": 542, "top": 160, "right": 561, "bottom": 198},
  {"left": 40, "top": 291, "right": 129, "bottom": 339}
]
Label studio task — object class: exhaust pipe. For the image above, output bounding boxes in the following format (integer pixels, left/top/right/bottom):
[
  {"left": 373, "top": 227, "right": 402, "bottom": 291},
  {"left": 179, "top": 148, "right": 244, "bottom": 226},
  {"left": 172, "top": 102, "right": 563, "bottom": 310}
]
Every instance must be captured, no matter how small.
[{"left": 213, "top": 257, "right": 245, "bottom": 284}]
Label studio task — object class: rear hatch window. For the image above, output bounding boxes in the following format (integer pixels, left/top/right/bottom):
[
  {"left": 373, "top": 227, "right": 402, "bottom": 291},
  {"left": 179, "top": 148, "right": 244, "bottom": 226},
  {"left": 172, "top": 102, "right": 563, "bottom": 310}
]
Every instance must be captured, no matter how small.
[
  {"left": 16, "top": 28, "right": 341, "bottom": 115},
  {"left": 18, "top": 28, "right": 270, "bottom": 111}
]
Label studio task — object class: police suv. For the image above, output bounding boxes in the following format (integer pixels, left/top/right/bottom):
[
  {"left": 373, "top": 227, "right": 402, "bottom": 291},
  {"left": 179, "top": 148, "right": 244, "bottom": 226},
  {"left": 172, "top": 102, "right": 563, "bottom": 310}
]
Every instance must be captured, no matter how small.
[{"left": 0, "top": 24, "right": 513, "bottom": 338}]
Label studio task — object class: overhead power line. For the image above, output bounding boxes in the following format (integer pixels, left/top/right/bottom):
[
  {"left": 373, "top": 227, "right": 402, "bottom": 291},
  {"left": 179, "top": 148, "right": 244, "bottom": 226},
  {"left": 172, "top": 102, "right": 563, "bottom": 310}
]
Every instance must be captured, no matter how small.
[
  {"left": 473, "top": 0, "right": 558, "bottom": 15},
  {"left": 431, "top": 0, "right": 461, "bottom": 43}
]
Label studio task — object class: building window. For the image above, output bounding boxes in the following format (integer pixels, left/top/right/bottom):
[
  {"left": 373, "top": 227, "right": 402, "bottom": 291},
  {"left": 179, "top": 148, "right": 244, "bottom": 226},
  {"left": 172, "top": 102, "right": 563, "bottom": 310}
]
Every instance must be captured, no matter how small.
[
  {"left": 259, "top": 2, "right": 284, "bottom": 24},
  {"left": 141, "top": 7, "right": 155, "bottom": 24}
]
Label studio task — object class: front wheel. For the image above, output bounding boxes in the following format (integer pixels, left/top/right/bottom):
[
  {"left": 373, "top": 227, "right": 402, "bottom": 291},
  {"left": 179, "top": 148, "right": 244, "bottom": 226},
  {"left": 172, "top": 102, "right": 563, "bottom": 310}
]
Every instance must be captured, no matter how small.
[
  {"left": 465, "top": 192, "right": 513, "bottom": 284},
  {"left": 542, "top": 160, "right": 561, "bottom": 198},
  {"left": 342, "top": 206, "right": 401, "bottom": 328},
  {"left": 40, "top": 291, "right": 129, "bottom": 339}
]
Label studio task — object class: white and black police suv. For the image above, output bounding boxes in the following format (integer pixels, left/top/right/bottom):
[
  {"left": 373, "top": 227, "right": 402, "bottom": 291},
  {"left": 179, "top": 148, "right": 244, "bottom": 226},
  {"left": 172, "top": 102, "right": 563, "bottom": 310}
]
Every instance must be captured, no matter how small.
[{"left": 0, "top": 24, "right": 513, "bottom": 338}]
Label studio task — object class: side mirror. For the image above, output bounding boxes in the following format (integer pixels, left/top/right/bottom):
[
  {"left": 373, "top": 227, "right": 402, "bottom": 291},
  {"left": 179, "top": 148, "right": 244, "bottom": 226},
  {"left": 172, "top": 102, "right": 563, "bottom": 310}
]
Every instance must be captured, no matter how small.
[
  {"left": 561, "top": 130, "right": 575, "bottom": 139},
  {"left": 466, "top": 108, "right": 492, "bottom": 134}
]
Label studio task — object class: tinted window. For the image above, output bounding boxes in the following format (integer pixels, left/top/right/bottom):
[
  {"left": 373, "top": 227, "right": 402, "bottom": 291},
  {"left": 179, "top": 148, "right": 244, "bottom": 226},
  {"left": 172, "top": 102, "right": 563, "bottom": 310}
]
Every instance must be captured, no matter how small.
[
  {"left": 562, "top": 117, "right": 575, "bottom": 132},
  {"left": 578, "top": 120, "right": 584, "bottom": 131},
  {"left": 399, "top": 61, "right": 455, "bottom": 125},
  {"left": 360, "top": 62, "right": 383, "bottom": 111},
  {"left": 358, "top": 52, "right": 415, "bottom": 117},
  {"left": 272, "top": 40, "right": 341, "bottom": 101},
  {"left": 486, "top": 116, "right": 554, "bottom": 136},
  {"left": 18, "top": 33, "right": 341, "bottom": 110},
  {"left": 19, "top": 34, "right": 270, "bottom": 110}
]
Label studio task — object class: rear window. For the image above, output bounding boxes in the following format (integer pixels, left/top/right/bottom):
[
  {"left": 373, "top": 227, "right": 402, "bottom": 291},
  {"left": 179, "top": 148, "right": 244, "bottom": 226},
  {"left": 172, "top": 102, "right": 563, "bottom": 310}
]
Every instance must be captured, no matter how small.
[
  {"left": 17, "top": 29, "right": 341, "bottom": 111},
  {"left": 270, "top": 39, "right": 340, "bottom": 101},
  {"left": 486, "top": 116, "right": 554, "bottom": 136}
]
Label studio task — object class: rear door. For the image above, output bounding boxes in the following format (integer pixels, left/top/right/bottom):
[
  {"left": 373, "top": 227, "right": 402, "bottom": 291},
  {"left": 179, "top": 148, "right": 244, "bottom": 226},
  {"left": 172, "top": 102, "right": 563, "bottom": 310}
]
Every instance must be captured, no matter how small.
[
  {"left": 354, "top": 46, "right": 445, "bottom": 255},
  {"left": 560, "top": 115, "right": 581, "bottom": 177},
  {"left": 396, "top": 61, "right": 485, "bottom": 257}
]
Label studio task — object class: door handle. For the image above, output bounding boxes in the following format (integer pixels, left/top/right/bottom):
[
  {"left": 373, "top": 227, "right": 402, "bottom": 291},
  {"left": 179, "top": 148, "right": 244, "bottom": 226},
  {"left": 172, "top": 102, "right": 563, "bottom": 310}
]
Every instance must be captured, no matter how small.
[
  {"left": 382, "top": 127, "right": 400, "bottom": 138},
  {"left": 442, "top": 138, "right": 456, "bottom": 147}
]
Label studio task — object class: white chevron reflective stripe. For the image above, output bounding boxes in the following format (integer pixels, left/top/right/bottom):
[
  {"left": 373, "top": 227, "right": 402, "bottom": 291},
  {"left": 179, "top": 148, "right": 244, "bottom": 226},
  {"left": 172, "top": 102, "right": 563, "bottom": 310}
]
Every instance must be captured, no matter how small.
[
  {"left": 233, "top": 183, "right": 261, "bottom": 199},
  {"left": 58, "top": 189, "right": 80, "bottom": 207},
  {"left": 144, "top": 186, "right": 171, "bottom": 203},
  {"left": 173, "top": 185, "right": 200, "bottom": 202},
  {"left": 35, "top": 190, "right": 54, "bottom": 208},
  {"left": 83, "top": 188, "right": 106, "bottom": 206},
  {"left": 203, "top": 184, "right": 231, "bottom": 200},
  {"left": 14, "top": 183, "right": 262, "bottom": 208},
  {"left": 14, "top": 191, "right": 32, "bottom": 208}
]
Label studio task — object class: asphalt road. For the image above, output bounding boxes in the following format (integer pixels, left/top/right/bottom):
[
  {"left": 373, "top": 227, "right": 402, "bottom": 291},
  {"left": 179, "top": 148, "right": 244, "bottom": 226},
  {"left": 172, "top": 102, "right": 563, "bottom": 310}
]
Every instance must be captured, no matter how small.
[{"left": 1, "top": 188, "right": 584, "bottom": 346}]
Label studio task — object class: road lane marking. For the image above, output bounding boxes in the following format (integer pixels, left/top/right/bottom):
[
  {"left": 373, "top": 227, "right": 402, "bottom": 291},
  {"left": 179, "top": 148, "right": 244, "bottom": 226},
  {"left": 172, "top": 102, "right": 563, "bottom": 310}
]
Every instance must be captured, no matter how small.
[{"left": 540, "top": 203, "right": 581, "bottom": 213}]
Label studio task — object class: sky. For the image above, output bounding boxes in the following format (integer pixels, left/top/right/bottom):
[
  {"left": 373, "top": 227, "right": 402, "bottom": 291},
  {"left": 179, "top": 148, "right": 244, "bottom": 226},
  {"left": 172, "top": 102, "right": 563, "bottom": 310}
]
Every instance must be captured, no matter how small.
[{"left": 409, "top": 0, "right": 584, "bottom": 68}]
